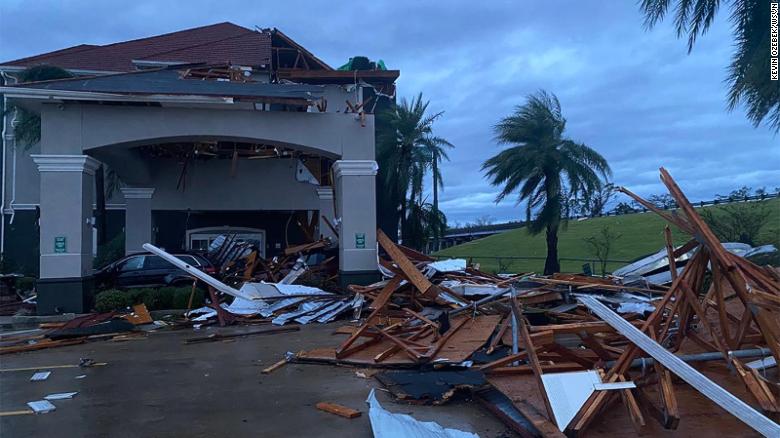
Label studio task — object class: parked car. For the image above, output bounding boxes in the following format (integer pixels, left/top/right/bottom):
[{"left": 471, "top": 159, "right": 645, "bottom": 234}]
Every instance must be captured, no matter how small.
[{"left": 94, "top": 252, "right": 217, "bottom": 289}]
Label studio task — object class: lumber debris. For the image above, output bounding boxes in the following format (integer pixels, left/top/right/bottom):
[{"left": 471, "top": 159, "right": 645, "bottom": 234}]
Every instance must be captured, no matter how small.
[
  {"left": 4, "top": 169, "right": 775, "bottom": 438},
  {"left": 122, "top": 304, "right": 153, "bottom": 325},
  {"left": 315, "top": 402, "right": 362, "bottom": 419},
  {"left": 184, "top": 326, "right": 299, "bottom": 344}
]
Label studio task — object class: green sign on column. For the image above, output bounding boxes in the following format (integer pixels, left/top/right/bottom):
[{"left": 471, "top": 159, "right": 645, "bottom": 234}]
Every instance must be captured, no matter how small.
[
  {"left": 355, "top": 233, "right": 366, "bottom": 249},
  {"left": 54, "top": 236, "right": 67, "bottom": 253}
]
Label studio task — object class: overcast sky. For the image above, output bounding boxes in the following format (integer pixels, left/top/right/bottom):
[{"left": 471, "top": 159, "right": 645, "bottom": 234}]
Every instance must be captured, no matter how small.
[{"left": 1, "top": 1, "right": 777, "bottom": 225}]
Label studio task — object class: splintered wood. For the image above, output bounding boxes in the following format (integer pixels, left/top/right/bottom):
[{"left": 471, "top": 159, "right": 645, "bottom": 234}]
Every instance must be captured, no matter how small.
[
  {"left": 376, "top": 230, "right": 439, "bottom": 296},
  {"left": 302, "top": 232, "right": 505, "bottom": 366},
  {"left": 477, "top": 169, "right": 779, "bottom": 438},
  {"left": 550, "top": 168, "right": 780, "bottom": 437},
  {"left": 302, "top": 315, "right": 501, "bottom": 366}
]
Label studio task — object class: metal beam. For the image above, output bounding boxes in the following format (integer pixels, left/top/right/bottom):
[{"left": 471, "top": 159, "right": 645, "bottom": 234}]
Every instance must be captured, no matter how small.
[{"left": 143, "top": 243, "right": 257, "bottom": 301}]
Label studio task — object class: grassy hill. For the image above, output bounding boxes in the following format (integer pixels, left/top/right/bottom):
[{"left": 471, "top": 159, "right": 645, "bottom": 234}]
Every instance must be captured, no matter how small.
[{"left": 434, "top": 199, "right": 780, "bottom": 274}]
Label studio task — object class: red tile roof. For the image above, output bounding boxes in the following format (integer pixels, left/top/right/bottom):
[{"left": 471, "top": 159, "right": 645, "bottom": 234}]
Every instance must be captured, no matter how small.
[{"left": 0, "top": 22, "right": 272, "bottom": 72}]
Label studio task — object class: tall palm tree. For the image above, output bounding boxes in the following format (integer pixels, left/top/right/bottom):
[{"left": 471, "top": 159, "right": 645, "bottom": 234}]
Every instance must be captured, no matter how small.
[
  {"left": 377, "top": 93, "right": 452, "bottom": 245},
  {"left": 482, "top": 91, "right": 611, "bottom": 274},
  {"left": 423, "top": 135, "right": 453, "bottom": 250},
  {"left": 639, "top": 0, "right": 779, "bottom": 132}
]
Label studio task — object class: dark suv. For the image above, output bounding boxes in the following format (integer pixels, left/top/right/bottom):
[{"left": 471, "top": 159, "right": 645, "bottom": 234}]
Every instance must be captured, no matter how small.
[{"left": 94, "top": 252, "right": 217, "bottom": 289}]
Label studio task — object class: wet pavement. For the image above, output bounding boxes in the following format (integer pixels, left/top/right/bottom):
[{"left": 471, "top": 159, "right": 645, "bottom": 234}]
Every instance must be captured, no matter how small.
[{"left": 0, "top": 323, "right": 513, "bottom": 438}]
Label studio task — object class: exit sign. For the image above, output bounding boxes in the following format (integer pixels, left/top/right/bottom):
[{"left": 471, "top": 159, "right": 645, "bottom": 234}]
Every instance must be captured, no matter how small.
[
  {"left": 355, "top": 233, "right": 366, "bottom": 249},
  {"left": 54, "top": 236, "right": 67, "bottom": 253}
]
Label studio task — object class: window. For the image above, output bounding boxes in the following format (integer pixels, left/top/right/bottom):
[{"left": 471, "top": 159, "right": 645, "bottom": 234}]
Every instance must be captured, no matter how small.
[
  {"left": 176, "top": 255, "right": 201, "bottom": 267},
  {"left": 186, "top": 227, "right": 266, "bottom": 258},
  {"left": 119, "top": 256, "right": 144, "bottom": 272},
  {"left": 143, "top": 256, "right": 174, "bottom": 269},
  {"left": 142, "top": 255, "right": 201, "bottom": 269},
  {"left": 190, "top": 239, "right": 212, "bottom": 251}
]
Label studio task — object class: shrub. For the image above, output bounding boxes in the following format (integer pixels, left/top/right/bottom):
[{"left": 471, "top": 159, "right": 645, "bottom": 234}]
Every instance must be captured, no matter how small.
[
  {"left": 93, "top": 232, "right": 125, "bottom": 269},
  {"left": 98, "top": 286, "right": 206, "bottom": 312},
  {"left": 701, "top": 201, "right": 772, "bottom": 246},
  {"left": 126, "top": 288, "right": 154, "bottom": 305},
  {"left": 583, "top": 226, "right": 622, "bottom": 276},
  {"left": 172, "top": 286, "right": 205, "bottom": 309},
  {"left": 95, "top": 289, "right": 132, "bottom": 312},
  {"left": 143, "top": 287, "right": 175, "bottom": 310},
  {"left": 15, "top": 277, "right": 36, "bottom": 292}
]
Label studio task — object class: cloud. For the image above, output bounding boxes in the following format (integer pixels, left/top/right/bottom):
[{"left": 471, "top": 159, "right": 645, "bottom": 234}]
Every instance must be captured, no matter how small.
[{"left": 1, "top": 0, "right": 776, "bottom": 225}]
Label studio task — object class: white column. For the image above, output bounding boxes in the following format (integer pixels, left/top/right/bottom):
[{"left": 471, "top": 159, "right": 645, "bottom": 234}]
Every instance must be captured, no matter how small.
[
  {"left": 316, "top": 186, "right": 337, "bottom": 243},
  {"left": 120, "top": 187, "right": 155, "bottom": 254},
  {"left": 333, "top": 160, "right": 378, "bottom": 275},
  {"left": 32, "top": 155, "right": 100, "bottom": 279}
]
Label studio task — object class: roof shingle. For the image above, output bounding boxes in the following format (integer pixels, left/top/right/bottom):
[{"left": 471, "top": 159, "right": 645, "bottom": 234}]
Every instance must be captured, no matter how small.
[{"left": 0, "top": 22, "right": 271, "bottom": 72}]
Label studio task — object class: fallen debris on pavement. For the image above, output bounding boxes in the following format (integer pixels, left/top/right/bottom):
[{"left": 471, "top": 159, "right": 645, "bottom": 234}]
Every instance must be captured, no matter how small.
[
  {"left": 316, "top": 401, "right": 362, "bottom": 419},
  {"left": 5, "top": 168, "right": 777, "bottom": 437},
  {"left": 366, "top": 389, "right": 478, "bottom": 438}
]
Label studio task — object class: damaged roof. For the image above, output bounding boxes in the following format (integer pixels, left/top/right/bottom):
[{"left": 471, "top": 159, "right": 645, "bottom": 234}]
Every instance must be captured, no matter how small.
[
  {"left": 7, "top": 67, "right": 323, "bottom": 102},
  {"left": 0, "top": 22, "right": 272, "bottom": 72}
]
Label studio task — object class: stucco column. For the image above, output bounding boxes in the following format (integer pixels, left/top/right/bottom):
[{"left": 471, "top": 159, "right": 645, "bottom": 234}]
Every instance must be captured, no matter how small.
[
  {"left": 333, "top": 160, "right": 379, "bottom": 284},
  {"left": 120, "top": 187, "right": 155, "bottom": 254},
  {"left": 32, "top": 154, "right": 100, "bottom": 314},
  {"left": 316, "top": 187, "right": 337, "bottom": 243}
]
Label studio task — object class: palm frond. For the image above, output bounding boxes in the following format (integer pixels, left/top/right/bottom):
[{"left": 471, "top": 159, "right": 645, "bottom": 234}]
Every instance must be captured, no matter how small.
[
  {"left": 641, "top": 0, "right": 778, "bottom": 132},
  {"left": 483, "top": 90, "right": 610, "bottom": 240}
]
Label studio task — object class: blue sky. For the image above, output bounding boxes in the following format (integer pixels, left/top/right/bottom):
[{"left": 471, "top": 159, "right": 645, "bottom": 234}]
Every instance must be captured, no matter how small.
[{"left": 1, "top": 1, "right": 777, "bottom": 225}]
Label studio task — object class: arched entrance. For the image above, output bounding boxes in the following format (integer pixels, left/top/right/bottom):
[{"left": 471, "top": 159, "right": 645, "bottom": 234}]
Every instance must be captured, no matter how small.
[{"left": 26, "top": 100, "right": 378, "bottom": 313}]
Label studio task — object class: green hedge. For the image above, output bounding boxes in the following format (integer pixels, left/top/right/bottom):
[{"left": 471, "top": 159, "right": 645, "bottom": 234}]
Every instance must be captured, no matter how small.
[
  {"left": 95, "top": 289, "right": 132, "bottom": 312},
  {"left": 15, "top": 277, "right": 36, "bottom": 292},
  {"left": 94, "top": 286, "right": 205, "bottom": 312}
]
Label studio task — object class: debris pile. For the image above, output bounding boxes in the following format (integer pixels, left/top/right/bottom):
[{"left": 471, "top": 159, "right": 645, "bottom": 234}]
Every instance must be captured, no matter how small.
[
  {"left": 3, "top": 168, "right": 778, "bottom": 437},
  {"left": 205, "top": 234, "right": 337, "bottom": 288},
  {"left": 295, "top": 168, "right": 779, "bottom": 437},
  {"left": 469, "top": 168, "right": 780, "bottom": 437},
  {"left": 142, "top": 238, "right": 354, "bottom": 328},
  {"left": 0, "top": 305, "right": 155, "bottom": 355}
]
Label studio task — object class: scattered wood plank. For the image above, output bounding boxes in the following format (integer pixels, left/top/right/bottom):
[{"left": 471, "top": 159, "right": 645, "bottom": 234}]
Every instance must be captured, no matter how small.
[
  {"left": 510, "top": 298, "right": 555, "bottom": 423},
  {"left": 377, "top": 229, "right": 439, "bottom": 296},
  {"left": 0, "top": 410, "right": 34, "bottom": 417},
  {"left": 261, "top": 358, "right": 289, "bottom": 375},
  {"left": 315, "top": 402, "right": 361, "bottom": 419},
  {"left": 184, "top": 326, "right": 299, "bottom": 344},
  {"left": 0, "top": 338, "right": 86, "bottom": 355}
]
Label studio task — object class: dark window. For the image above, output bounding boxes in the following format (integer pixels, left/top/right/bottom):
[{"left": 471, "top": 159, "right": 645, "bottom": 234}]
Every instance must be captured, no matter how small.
[
  {"left": 119, "top": 256, "right": 145, "bottom": 272},
  {"left": 144, "top": 256, "right": 174, "bottom": 269},
  {"left": 143, "top": 255, "right": 199, "bottom": 269},
  {"left": 177, "top": 255, "right": 200, "bottom": 266}
]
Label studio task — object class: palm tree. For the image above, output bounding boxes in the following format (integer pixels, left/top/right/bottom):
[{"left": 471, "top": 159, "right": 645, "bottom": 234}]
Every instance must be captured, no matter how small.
[
  {"left": 639, "top": 0, "right": 779, "bottom": 132},
  {"left": 403, "top": 200, "right": 447, "bottom": 251},
  {"left": 423, "top": 135, "right": 453, "bottom": 250},
  {"left": 9, "top": 65, "right": 73, "bottom": 147},
  {"left": 377, "top": 93, "right": 452, "bottom": 245},
  {"left": 482, "top": 91, "right": 611, "bottom": 274}
]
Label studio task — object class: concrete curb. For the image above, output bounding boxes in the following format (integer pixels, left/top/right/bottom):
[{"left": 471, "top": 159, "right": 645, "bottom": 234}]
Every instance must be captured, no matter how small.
[{"left": 10, "top": 313, "right": 78, "bottom": 324}]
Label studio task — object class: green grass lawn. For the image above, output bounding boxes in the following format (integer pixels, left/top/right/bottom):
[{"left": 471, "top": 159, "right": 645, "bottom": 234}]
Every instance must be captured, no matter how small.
[{"left": 434, "top": 199, "right": 780, "bottom": 274}]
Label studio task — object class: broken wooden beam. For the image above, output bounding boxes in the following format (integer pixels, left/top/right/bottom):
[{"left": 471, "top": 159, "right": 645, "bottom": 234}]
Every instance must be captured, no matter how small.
[
  {"left": 316, "top": 402, "right": 361, "bottom": 419},
  {"left": 377, "top": 229, "right": 440, "bottom": 296}
]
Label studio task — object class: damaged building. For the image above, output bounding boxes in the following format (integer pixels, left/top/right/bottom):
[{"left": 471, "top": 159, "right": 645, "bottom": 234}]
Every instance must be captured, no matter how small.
[{"left": 0, "top": 22, "right": 399, "bottom": 314}]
